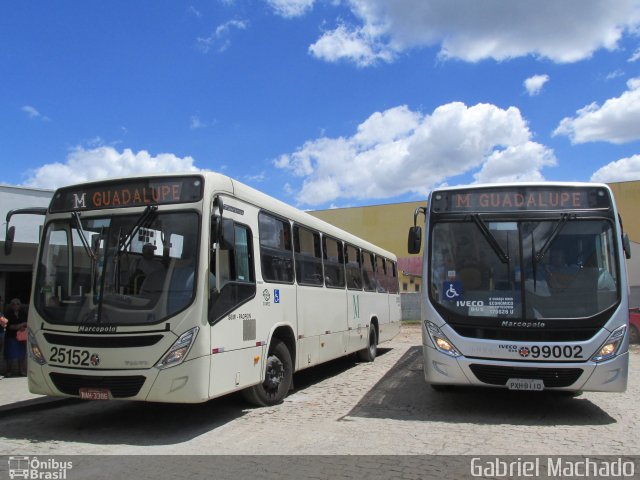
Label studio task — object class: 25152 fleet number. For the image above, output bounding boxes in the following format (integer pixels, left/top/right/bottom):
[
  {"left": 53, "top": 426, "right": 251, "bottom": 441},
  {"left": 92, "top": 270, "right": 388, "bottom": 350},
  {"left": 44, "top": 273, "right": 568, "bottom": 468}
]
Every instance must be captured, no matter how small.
[{"left": 49, "top": 347, "right": 91, "bottom": 366}]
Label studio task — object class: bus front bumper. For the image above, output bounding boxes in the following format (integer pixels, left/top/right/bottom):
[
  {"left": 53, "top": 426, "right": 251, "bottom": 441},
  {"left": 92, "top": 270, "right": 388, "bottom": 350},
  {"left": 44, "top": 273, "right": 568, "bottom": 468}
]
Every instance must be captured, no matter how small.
[
  {"left": 27, "top": 355, "right": 212, "bottom": 403},
  {"left": 423, "top": 345, "right": 628, "bottom": 392}
]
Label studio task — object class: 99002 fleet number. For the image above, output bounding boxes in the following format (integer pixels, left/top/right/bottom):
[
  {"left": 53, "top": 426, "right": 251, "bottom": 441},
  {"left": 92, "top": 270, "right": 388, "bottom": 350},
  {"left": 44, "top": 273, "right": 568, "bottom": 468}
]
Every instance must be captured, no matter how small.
[
  {"left": 50, "top": 347, "right": 91, "bottom": 366},
  {"left": 527, "top": 345, "right": 583, "bottom": 359}
]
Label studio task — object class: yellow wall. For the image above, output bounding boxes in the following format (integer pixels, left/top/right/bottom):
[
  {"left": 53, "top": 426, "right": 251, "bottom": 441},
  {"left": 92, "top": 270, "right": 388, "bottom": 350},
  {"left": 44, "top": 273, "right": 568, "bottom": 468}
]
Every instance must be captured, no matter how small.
[
  {"left": 608, "top": 181, "right": 640, "bottom": 243},
  {"left": 309, "top": 201, "right": 425, "bottom": 257}
]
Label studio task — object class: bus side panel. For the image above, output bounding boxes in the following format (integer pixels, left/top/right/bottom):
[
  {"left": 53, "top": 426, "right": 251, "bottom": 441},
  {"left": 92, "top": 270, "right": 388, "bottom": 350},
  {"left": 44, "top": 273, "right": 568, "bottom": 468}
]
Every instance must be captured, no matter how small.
[
  {"left": 296, "top": 285, "right": 347, "bottom": 366},
  {"left": 380, "top": 293, "right": 401, "bottom": 343},
  {"left": 360, "top": 290, "right": 388, "bottom": 340},
  {"left": 208, "top": 346, "right": 266, "bottom": 398},
  {"left": 346, "top": 291, "right": 367, "bottom": 353}
]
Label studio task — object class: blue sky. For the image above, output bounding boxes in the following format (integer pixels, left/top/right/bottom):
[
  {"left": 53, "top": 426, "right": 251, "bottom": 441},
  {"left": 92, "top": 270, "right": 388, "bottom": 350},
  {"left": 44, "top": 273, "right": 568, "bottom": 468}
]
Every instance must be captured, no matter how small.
[{"left": 2, "top": 0, "right": 640, "bottom": 209}]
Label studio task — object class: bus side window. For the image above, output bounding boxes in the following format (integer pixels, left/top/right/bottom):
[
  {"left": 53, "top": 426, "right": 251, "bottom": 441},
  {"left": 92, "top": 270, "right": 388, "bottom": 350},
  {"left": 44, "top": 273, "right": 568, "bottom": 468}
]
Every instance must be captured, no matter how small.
[
  {"left": 294, "top": 225, "right": 323, "bottom": 286},
  {"left": 345, "top": 244, "right": 362, "bottom": 290},
  {"left": 209, "top": 224, "right": 256, "bottom": 323},
  {"left": 259, "top": 212, "right": 294, "bottom": 284},
  {"left": 323, "top": 236, "right": 345, "bottom": 288},
  {"left": 389, "top": 261, "right": 399, "bottom": 294},
  {"left": 375, "top": 256, "right": 387, "bottom": 293},
  {"left": 362, "top": 251, "right": 376, "bottom": 292}
]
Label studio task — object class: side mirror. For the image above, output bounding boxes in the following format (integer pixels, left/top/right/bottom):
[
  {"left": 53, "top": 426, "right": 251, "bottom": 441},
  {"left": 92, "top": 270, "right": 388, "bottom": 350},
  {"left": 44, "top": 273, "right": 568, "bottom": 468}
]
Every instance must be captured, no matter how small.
[
  {"left": 214, "top": 217, "right": 235, "bottom": 251},
  {"left": 623, "top": 233, "right": 632, "bottom": 260},
  {"left": 408, "top": 226, "right": 422, "bottom": 254},
  {"left": 4, "top": 226, "right": 15, "bottom": 255}
]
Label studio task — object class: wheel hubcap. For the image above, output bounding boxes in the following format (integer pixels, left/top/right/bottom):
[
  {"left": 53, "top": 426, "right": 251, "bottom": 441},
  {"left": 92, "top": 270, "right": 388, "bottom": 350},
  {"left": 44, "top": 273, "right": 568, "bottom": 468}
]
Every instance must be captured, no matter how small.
[{"left": 264, "top": 356, "right": 284, "bottom": 392}]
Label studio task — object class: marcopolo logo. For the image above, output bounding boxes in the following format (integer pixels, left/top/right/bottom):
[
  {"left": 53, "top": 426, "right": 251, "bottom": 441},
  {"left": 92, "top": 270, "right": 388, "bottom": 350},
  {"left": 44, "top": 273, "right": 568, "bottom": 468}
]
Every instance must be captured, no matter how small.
[{"left": 8, "top": 456, "right": 73, "bottom": 479}]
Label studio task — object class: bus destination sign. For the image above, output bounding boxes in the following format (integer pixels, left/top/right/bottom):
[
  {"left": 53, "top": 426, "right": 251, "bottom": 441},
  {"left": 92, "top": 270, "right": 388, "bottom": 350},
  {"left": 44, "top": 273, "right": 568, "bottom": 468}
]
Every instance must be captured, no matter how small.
[
  {"left": 431, "top": 187, "right": 611, "bottom": 213},
  {"left": 50, "top": 176, "right": 204, "bottom": 212}
]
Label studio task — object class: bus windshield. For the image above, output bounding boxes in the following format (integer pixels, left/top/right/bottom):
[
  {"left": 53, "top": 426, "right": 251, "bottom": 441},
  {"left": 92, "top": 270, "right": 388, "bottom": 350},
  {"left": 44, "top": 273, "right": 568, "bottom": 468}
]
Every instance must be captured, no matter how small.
[
  {"left": 430, "top": 218, "right": 618, "bottom": 320},
  {"left": 35, "top": 211, "right": 200, "bottom": 326}
]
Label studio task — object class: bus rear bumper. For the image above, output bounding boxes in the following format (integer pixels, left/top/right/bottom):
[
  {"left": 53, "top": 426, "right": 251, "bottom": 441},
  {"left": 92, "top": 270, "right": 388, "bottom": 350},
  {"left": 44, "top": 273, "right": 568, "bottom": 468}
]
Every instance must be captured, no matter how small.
[{"left": 422, "top": 346, "right": 628, "bottom": 392}]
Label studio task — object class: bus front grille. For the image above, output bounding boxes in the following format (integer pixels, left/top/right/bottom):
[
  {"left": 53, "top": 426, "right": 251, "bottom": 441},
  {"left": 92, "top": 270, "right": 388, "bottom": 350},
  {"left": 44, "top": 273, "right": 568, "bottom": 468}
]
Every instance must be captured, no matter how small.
[
  {"left": 49, "top": 373, "right": 146, "bottom": 398},
  {"left": 469, "top": 364, "right": 584, "bottom": 388},
  {"left": 43, "top": 333, "right": 163, "bottom": 348},
  {"left": 449, "top": 325, "right": 598, "bottom": 342}
]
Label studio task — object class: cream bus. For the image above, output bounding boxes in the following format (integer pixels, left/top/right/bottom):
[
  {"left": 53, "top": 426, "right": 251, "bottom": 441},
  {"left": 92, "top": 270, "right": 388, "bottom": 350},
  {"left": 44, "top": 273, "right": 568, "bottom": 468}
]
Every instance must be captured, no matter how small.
[
  {"left": 5, "top": 172, "right": 401, "bottom": 405},
  {"left": 408, "top": 182, "right": 631, "bottom": 393}
]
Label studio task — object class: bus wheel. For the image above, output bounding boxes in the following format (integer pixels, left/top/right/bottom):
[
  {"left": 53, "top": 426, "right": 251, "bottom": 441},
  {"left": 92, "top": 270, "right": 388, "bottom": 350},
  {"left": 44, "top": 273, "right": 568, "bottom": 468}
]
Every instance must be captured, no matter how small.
[
  {"left": 357, "top": 325, "right": 377, "bottom": 362},
  {"left": 242, "top": 340, "right": 293, "bottom": 407}
]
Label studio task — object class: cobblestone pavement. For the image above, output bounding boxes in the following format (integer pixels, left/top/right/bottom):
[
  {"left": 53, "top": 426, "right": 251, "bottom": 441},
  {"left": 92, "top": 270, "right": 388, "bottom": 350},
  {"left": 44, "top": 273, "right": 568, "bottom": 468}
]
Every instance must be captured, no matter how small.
[{"left": 0, "top": 324, "right": 638, "bottom": 457}]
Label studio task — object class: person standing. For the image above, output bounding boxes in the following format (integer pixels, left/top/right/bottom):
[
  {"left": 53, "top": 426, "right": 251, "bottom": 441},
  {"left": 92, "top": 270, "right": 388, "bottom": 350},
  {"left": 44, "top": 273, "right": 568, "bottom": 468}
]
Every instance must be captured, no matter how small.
[
  {"left": 4, "top": 298, "right": 27, "bottom": 376},
  {"left": 0, "top": 307, "right": 7, "bottom": 378}
]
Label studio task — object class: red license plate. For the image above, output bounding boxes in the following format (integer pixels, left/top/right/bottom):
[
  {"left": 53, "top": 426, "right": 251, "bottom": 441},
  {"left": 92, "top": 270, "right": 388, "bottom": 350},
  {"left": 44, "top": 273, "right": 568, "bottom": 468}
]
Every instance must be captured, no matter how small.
[{"left": 79, "top": 388, "right": 110, "bottom": 400}]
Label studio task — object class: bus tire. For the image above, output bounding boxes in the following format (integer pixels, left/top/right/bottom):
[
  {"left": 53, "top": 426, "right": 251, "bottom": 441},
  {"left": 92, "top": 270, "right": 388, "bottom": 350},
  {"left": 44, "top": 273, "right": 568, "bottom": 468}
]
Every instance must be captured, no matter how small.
[
  {"left": 242, "top": 340, "right": 293, "bottom": 407},
  {"left": 357, "top": 324, "right": 377, "bottom": 362}
]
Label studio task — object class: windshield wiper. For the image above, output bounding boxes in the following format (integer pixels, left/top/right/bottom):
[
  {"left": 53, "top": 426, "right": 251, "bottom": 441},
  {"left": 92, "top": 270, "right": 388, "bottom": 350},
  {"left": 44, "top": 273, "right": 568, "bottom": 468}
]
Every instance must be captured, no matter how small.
[
  {"left": 117, "top": 205, "right": 158, "bottom": 254},
  {"left": 533, "top": 213, "right": 572, "bottom": 264},
  {"left": 72, "top": 211, "right": 97, "bottom": 260},
  {"left": 471, "top": 214, "right": 510, "bottom": 264}
]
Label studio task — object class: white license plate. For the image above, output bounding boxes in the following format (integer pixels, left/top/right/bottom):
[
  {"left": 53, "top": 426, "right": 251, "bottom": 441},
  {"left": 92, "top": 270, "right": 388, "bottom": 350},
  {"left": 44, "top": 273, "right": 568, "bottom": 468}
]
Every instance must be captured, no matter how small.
[
  {"left": 507, "top": 378, "right": 544, "bottom": 391},
  {"left": 79, "top": 388, "right": 110, "bottom": 400}
]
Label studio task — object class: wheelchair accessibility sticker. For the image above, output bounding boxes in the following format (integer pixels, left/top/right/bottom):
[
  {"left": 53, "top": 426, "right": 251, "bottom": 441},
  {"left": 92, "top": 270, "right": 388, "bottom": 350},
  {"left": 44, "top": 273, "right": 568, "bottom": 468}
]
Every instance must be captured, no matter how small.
[
  {"left": 443, "top": 281, "right": 462, "bottom": 301},
  {"left": 274, "top": 289, "right": 280, "bottom": 304}
]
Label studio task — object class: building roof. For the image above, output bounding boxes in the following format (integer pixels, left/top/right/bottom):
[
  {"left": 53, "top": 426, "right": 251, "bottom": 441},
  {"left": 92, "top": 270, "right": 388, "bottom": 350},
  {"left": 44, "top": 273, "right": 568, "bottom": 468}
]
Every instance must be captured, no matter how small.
[{"left": 398, "top": 257, "right": 423, "bottom": 277}]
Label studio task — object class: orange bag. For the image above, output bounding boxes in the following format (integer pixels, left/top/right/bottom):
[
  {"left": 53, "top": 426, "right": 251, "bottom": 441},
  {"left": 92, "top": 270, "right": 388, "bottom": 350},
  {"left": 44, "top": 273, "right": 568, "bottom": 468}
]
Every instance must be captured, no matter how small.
[{"left": 16, "top": 329, "right": 27, "bottom": 342}]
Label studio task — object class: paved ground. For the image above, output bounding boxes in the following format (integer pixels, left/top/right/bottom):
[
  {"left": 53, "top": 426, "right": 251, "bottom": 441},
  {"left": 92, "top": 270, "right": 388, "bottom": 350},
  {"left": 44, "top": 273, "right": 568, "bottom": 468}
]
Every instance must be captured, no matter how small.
[{"left": 0, "top": 324, "right": 638, "bottom": 458}]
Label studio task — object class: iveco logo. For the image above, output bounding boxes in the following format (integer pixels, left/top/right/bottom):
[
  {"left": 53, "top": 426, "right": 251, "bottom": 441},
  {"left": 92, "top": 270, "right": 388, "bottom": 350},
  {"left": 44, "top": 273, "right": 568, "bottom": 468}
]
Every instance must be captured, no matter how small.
[{"left": 456, "top": 300, "right": 484, "bottom": 307}]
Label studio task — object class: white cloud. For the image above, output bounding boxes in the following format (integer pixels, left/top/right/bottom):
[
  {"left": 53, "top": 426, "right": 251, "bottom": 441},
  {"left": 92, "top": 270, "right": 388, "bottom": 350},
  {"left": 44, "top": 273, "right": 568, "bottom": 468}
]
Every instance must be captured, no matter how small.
[
  {"left": 605, "top": 69, "right": 625, "bottom": 81},
  {"left": 187, "top": 5, "right": 202, "bottom": 18},
  {"left": 554, "top": 77, "right": 640, "bottom": 144},
  {"left": 275, "top": 103, "right": 556, "bottom": 206},
  {"left": 197, "top": 19, "right": 247, "bottom": 53},
  {"left": 25, "top": 146, "right": 199, "bottom": 190},
  {"left": 629, "top": 47, "right": 640, "bottom": 62},
  {"left": 267, "top": 0, "right": 315, "bottom": 18},
  {"left": 524, "top": 74, "right": 549, "bottom": 96},
  {"left": 190, "top": 116, "right": 205, "bottom": 129},
  {"left": 309, "top": 24, "right": 395, "bottom": 67},
  {"left": 21, "top": 105, "right": 50, "bottom": 121},
  {"left": 308, "top": 0, "right": 640, "bottom": 66},
  {"left": 591, "top": 154, "right": 640, "bottom": 182}
]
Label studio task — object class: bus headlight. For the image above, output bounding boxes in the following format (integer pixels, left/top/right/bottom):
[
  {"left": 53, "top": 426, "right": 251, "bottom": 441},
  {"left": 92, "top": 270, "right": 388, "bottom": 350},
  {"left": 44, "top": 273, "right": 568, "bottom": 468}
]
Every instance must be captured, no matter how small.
[
  {"left": 591, "top": 325, "right": 626, "bottom": 363},
  {"left": 28, "top": 329, "right": 47, "bottom": 365},
  {"left": 156, "top": 327, "right": 199, "bottom": 370},
  {"left": 425, "top": 321, "right": 461, "bottom": 357}
]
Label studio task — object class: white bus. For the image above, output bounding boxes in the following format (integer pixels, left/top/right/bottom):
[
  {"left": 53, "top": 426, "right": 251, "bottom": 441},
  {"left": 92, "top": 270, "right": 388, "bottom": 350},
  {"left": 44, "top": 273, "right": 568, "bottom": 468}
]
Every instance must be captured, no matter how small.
[
  {"left": 5, "top": 172, "right": 400, "bottom": 405},
  {"left": 408, "top": 183, "right": 631, "bottom": 393}
]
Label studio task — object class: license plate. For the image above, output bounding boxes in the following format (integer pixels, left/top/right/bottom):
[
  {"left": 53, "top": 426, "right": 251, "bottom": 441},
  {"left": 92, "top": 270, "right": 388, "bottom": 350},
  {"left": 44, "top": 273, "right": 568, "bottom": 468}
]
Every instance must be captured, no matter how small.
[
  {"left": 507, "top": 378, "right": 544, "bottom": 391},
  {"left": 79, "top": 388, "right": 110, "bottom": 400}
]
